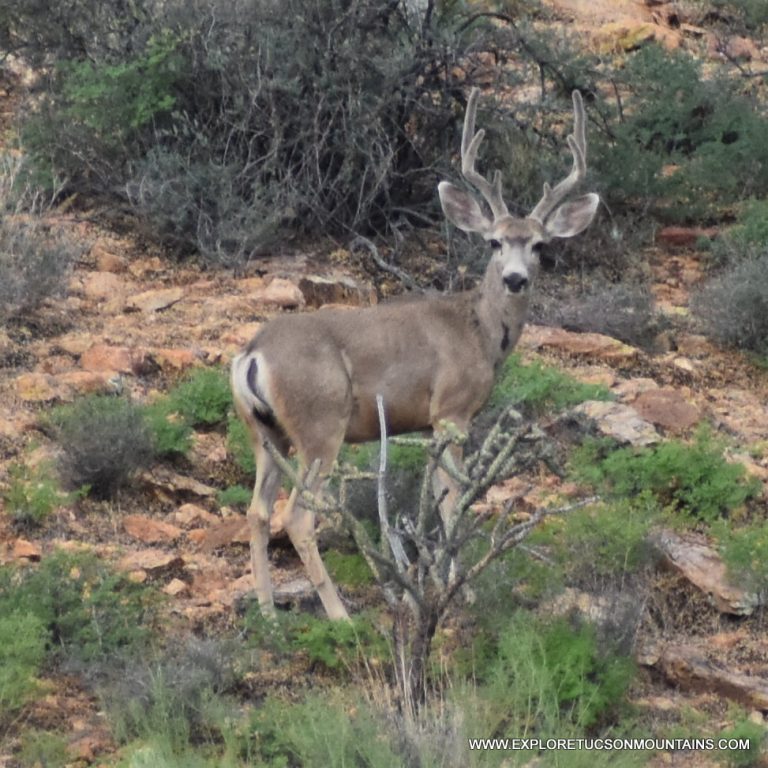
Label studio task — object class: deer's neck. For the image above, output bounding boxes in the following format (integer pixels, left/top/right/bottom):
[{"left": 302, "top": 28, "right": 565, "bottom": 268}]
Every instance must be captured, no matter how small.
[{"left": 474, "top": 259, "right": 530, "bottom": 368}]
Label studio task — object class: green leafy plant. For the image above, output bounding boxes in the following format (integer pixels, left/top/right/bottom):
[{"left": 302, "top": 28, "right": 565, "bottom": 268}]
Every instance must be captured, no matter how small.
[
  {"left": 570, "top": 430, "right": 760, "bottom": 523},
  {"left": 491, "top": 353, "right": 612, "bottom": 413},
  {"left": 216, "top": 484, "right": 251, "bottom": 509},
  {"left": 166, "top": 367, "right": 231, "bottom": 427},
  {"left": 18, "top": 730, "right": 69, "bottom": 768},
  {"left": 323, "top": 551, "right": 374, "bottom": 588},
  {"left": 49, "top": 394, "right": 155, "bottom": 498},
  {"left": 476, "top": 611, "right": 634, "bottom": 734},
  {"left": 717, "top": 714, "right": 766, "bottom": 768},
  {"left": 226, "top": 413, "right": 255, "bottom": 475},
  {"left": 0, "top": 610, "right": 47, "bottom": 722},
  {"left": 144, "top": 399, "right": 193, "bottom": 457},
  {"left": 715, "top": 520, "right": 768, "bottom": 596},
  {"left": 2, "top": 460, "right": 79, "bottom": 526},
  {"left": 0, "top": 550, "right": 157, "bottom": 662}
]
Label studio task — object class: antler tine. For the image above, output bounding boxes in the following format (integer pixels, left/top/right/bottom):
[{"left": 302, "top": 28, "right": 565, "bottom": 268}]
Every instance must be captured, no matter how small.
[
  {"left": 529, "top": 90, "right": 588, "bottom": 224},
  {"left": 460, "top": 88, "right": 509, "bottom": 220}
]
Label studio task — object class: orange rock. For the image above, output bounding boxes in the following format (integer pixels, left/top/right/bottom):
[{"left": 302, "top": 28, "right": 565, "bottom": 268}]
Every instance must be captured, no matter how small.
[
  {"left": 656, "top": 226, "right": 718, "bottom": 249},
  {"left": 521, "top": 325, "right": 638, "bottom": 363},
  {"left": 150, "top": 347, "right": 200, "bottom": 371},
  {"left": 80, "top": 344, "right": 147, "bottom": 374},
  {"left": 91, "top": 243, "right": 128, "bottom": 273},
  {"left": 250, "top": 277, "right": 305, "bottom": 309},
  {"left": 632, "top": 388, "right": 700, "bottom": 432},
  {"left": 126, "top": 286, "right": 185, "bottom": 313},
  {"left": 116, "top": 550, "right": 184, "bottom": 573},
  {"left": 16, "top": 372, "right": 59, "bottom": 401},
  {"left": 82, "top": 271, "right": 126, "bottom": 300},
  {"left": 13, "top": 538, "right": 42, "bottom": 560},
  {"left": 173, "top": 503, "right": 219, "bottom": 527},
  {"left": 123, "top": 515, "right": 183, "bottom": 544},
  {"left": 163, "top": 578, "right": 190, "bottom": 596}
]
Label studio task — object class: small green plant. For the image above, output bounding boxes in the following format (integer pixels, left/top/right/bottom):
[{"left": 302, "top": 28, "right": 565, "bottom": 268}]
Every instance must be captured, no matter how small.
[
  {"left": 143, "top": 399, "right": 193, "bottom": 457},
  {"left": 324, "top": 551, "right": 374, "bottom": 588},
  {"left": 216, "top": 484, "right": 251, "bottom": 509},
  {"left": 570, "top": 429, "right": 760, "bottom": 523},
  {"left": 0, "top": 610, "right": 47, "bottom": 722},
  {"left": 717, "top": 714, "right": 766, "bottom": 768},
  {"left": 490, "top": 353, "right": 612, "bottom": 413},
  {"left": 556, "top": 496, "right": 660, "bottom": 584},
  {"left": 49, "top": 394, "right": 155, "bottom": 498},
  {"left": 715, "top": 520, "right": 768, "bottom": 596},
  {"left": 0, "top": 550, "right": 157, "bottom": 662},
  {"left": 2, "top": 460, "right": 78, "bottom": 526},
  {"left": 18, "top": 730, "right": 69, "bottom": 767},
  {"left": 226, "top": 413, "right": 255, "bottom": 475},
  {"left": 479, "top": 611, "right": 634, "bottom": 734},
  {"left": 167, "top": 367, "right": 231, "bottom": 427}
]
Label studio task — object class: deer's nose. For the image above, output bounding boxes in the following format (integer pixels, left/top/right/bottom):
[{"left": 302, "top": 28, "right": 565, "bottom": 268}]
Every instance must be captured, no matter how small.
[{"left": 503, "top": 272, "right": 529, "bottom": 293}]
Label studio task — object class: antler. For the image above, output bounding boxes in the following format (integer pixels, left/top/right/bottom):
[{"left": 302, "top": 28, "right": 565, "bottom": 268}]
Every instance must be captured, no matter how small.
[
  {"left": 529, "top": 90, "right": 588, "bottom": 224},
  {"left": 461, "top": 88, "right": 509, "bottom": 221}
]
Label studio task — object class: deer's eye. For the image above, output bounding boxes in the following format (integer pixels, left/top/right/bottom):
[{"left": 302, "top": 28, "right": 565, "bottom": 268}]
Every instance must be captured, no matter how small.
[{"left": 488, "top": 239, "right": 502, "bottom": 250}]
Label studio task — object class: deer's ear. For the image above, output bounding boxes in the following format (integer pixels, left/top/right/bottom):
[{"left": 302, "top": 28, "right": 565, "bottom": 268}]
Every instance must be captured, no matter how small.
[
  {"left": 439, "top": 182, "right": 492, "bottom": 235},
  {"left": 544, "top": 193, "right": 599, "bottom": 239}
]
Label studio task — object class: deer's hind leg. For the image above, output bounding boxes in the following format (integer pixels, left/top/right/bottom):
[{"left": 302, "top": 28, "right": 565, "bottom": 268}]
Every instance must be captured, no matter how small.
[{"left": 247, "top": 425, "right": 289, "bottom": 619}]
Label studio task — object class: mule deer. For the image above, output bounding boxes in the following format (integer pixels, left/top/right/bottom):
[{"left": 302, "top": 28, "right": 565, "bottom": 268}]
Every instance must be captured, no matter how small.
[{"left": 231, "top": 88, "right": 599, "bottom": 620}]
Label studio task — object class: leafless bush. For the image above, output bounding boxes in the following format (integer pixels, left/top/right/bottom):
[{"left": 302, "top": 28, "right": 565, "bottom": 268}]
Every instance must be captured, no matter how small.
[{"left": 691, "top": 253, "right": 768, "bottom": 354}]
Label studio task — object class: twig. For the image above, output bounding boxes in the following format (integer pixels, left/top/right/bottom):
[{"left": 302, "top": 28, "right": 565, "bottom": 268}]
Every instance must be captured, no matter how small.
[{"left": 350, "top": 235, "right": 421, "bottom": 292}]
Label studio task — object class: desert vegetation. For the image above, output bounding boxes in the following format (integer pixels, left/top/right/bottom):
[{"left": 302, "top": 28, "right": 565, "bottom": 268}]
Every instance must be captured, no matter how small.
[{"left": 1, "top": 0, "right": 768, "bottom": 766}]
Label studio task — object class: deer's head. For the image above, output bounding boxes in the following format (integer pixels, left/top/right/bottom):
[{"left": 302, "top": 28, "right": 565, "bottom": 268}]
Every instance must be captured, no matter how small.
[{"left": 439, "top": 89, "right": 599, "bottom": 295}]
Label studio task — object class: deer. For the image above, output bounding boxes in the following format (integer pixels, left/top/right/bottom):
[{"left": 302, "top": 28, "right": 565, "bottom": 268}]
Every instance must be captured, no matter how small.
[{"left": 231, "top": 88, "right": 599, "bottom": 621}]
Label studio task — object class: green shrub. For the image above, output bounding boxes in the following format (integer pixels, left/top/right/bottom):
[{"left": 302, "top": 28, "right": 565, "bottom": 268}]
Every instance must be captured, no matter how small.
[
  {"left": 144, "top": 399, "right": 193, "bottom": 457},
  {"left": 49, "top": 394, "right": 156, "bottom": 498},
  {"left": 2, "top": 460, "right": 77, "bottom": 526},
  {"left": 0, "top": 610, "right": 47, "bottom": 721},
  {"left": 18, "top": 729, "right": 69, "bottom": 767},
  {"left": 556, "top": 496, "right": 659, "bottom": 583},
  {"left": 691, "top": 253, "right": 768, "bottom": 355},
  {"left": 476, "top": 611, "right": 634, "bottom": 734},
  {"left": 490, "top": 353, "right": 612, "bottom": 414},
  {"left": 167, "top": 367, "right": 231, "bottom": 427},
  {"left": 323, "top": 551, "right": 374, "bottom": 588},
  {"left": 570, "top": 430, "right": 760, "bottom": 523},
  {"left": 715, "top": 520, "right": 768, "bottom": 596},
  {"left": 226, "top": 413, "right": 255, "bottom": 475},
  {"left": 216, "top": 484, "right": 252, "bottom": 510},
  {"left": 0, "top": 550, "right": 156, "bottom": 662},
  {"left": 717, "top": 714, "right": 766, "bottom": 768}
]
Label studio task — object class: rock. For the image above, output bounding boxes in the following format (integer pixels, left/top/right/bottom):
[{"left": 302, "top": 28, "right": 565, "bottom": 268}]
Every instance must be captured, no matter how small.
[
  {"left": 249, "top": 277, "right": 305, "bottom": 309},
  {"left": 55, "top": 333, "right": 94, "bottom": 356},
  {"left": 82, "top": 271, "right": 126, "bottom": 301},
  {"left": 123, "top": 515, "right": 183, "bottom": 544},
  {"left": 140, "top": 468, "right": 219, "bottom": 499},
  {"left": 13, "top": 538, "right": 42, "bottom": 561},
  {"left": 631, "top": 388, "right": 701, "bottom": 432},
  {"left": 80, "top": 344, "right": 150, "bottom": 375},
  {"left": 90, "top": 243, "right": 127, "bottom": 273},
  {"left": 189, "top": 432, "right": 229, "bottom": 466},
  {"left": 298, "top": 274, "right": 377, "bottom": 308},
  {"left": 16, "top": 372, "right": 59, "bottom": 402},
  {"left": 126, "top": 286, "right": 185, "bottom": 313},
  {"left": 274, "top": 576, "right": 314, "bottom": 606},
  {"left": 200, "top": 517, "right": 250, "bottom": 552},
  {"left": 656, "top": 226, "right": 718, "bottom": 249},
  {"left": 57, "top": 371, "right": 119, "bottom": 397},
  {"left": 595, "top": 21, "right": 657, "bottom": 52},
  {"left": 654, "top": 529, "right": 761, "bottom": 615},
  {"left": 613, "top": 377, "right": 660, "bottom": 401},
  {"left": 221, "top": 322, "right": 262, "bottom": 348},
  {"left": 149, "top": 347, "right": 200, "bottom": 372},
  {"left": 521, "top": 325, "right": 638, "bottom": 364},
  {"left": 173, "top": 503, "right": 219, "bottom": 527},
  {"left": 116, "top": 550, "right": 184, "bottom": 573},
  {"left": 163, "top": 578, "right": 190, "bottom": 596},
  {"left": 651, "top": 643, "right": 768, "bottom": 710},
  {"left": 572, "top": 401, "right": 660, "bottom": 446},
  {"left": 708, "top": 35, "right": 759, "bottom": 62}
]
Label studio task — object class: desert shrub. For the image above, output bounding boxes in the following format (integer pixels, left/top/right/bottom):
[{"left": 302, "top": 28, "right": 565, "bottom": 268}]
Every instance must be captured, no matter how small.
[
  {"left": 541, "top": 282, "right": 661, "bottom": 349},
  {"left": 226, "top": 413, "right": 255, "bottom": 475},
  {"left": 49, "top": 394, "right": 155, "bottom": 497},
  {"left": 166, "top": 366, "right": 231, "bottom": 427},
  {"left": 490, "top": 353, "right": 612, "bottom": 414},
  {"left": 216, "top": 484, "right": 251, "bottom": 510},
  {"left": 2, "top": 459, "right": 77, "bottom": 526},
  {"left": 595, "top": 45, "right": 768, "bottom": 221},
  {"left": 570, "top": 430, "right": 761, "bottom": 524},
  {"left": 18, "top": 730, "right": 69, "bottom": 767},
  {"left": 473, "top": 611, "right": 634, "bottom": 734},
  {"left": 555, "top": 496, "right": 659, "bottom": 585},
  {"left": 717, "top": 715, "right": 766, "bottom": 768},
  {"left": 0, "top": 549, "right": 156, "bottom": 662},
  {"left": 324, "top": 551, "right": 374, "bottom": 588},
  {"left": 0, "top": 610, "right": 47, "bottom": 722},
  {"left": 0, "top": 211, "right": 78, "bottom": 320},
  {"left": 715, "top": 520, "right": 768, "bottom": 596},
  {"left": 143, "top": 399, "right": 193, "bottom": 457},
  {"left": 691, "top": 253, "right": 768, "bottom": 355}
]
